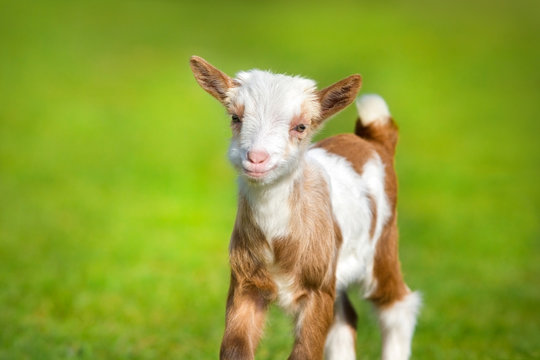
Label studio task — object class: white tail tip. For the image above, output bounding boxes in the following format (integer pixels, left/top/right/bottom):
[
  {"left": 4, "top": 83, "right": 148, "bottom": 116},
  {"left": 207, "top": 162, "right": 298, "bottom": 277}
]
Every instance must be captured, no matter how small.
[{"left": 356, "top": 94, "right": 391, "bottom": 125}]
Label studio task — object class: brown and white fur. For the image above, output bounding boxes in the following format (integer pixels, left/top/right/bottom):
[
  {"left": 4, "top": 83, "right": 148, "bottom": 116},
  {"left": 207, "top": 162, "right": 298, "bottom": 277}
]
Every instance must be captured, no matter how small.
[{"left": 190, "top": 56, "right": 421, "bottom": 360}]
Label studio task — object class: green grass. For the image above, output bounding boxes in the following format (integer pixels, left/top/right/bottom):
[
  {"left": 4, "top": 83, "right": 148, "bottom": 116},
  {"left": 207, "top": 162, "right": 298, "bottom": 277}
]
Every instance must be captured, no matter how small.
[{"left": 0, "top": 0, "right": 539, "bottom": 358}]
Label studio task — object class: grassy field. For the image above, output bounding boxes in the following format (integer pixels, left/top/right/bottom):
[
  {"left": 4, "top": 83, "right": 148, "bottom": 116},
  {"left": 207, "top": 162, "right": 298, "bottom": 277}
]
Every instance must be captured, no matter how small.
[{"left": 1, "top": 0, "right": 539, "bottom": 359}]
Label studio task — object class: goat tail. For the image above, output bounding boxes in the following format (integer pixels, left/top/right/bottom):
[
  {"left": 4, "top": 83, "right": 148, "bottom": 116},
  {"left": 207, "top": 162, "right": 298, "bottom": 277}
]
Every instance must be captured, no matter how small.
[{"left": 354, "top": 94, "right": 399, "bottom": 154}]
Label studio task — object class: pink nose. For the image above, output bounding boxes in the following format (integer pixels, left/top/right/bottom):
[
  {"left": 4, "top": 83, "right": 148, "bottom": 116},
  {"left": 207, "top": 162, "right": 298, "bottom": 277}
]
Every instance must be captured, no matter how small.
[{"left": 247, "top": 150, "right": 269, "bottom": 164}]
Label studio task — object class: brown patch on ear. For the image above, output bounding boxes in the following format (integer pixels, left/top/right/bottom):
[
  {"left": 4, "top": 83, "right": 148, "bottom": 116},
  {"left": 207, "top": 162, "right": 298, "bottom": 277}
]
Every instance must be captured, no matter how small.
[
  {"left": 189, "top": 56, "right": 234, "bottom": 105},
  {"left": 315, "top": 74, "right": 362, "bottom": 125}
]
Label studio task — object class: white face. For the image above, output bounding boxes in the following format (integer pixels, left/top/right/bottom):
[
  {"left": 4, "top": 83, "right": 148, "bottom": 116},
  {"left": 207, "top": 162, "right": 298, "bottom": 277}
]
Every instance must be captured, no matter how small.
[
  {"left": 190, "top": 56, "right": 362, "bottom": 185},
  {"left": 225, "top": 70, "right": 321, "bottom": 185}
]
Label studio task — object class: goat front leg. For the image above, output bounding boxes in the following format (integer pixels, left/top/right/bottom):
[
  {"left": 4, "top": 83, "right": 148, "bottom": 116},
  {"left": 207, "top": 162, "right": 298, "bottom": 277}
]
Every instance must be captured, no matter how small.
[
  {"left": 289, "top": 290, "right": 335, "bottom": 360},
  {"left": 220, "top": 277, "right": 269, "bottom": 360}
]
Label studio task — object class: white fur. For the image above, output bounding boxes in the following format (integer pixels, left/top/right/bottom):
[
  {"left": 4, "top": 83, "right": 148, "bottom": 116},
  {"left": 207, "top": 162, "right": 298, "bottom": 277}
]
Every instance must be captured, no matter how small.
[
  {"left": 356, "top": 94, "right": 391, "bottom": 125},
  {"left": 307, "top": 149, "right": 391, "bottom": 296},
  {"left": 324, "top": 294, "right": 356, "bottom": 360},
  {"left": 271, "top": 271, "right": 297, "bottom": 310},
  {"left": 227, "top": 70, "right": 320, "bottom": 185},
  {"left": 324, "top": 323, "right": 356, "bottom": 360},
  {"left": 239, "top": 174, "right": 296, "bottom": 243},
  {"left": 378, "top": 291, "right": 422, "bottom": 360}
]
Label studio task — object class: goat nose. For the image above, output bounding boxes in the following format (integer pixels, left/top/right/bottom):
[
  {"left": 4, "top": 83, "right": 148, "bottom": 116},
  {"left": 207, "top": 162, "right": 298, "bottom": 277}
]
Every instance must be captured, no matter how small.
[{"left": 247, "top": 150, "right": 269, "bottom": 164}]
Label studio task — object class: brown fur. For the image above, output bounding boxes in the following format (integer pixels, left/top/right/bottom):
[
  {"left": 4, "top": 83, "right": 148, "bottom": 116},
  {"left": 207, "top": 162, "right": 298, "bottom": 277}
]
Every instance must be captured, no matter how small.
[
  {"left": 289, "top": 290, "right": 335, "bottom": 360},
  {"left": 190, "top": 56, "right": 235, "bottom": 105},
  {"left": 220, "top": 275, "right": 270, "bottom": 360},
  {"left": 229, "top": 103, "right": 245, "bottom": 119},
  {"left": 289, "top": 167, "right": 341, "bottom": 292},
  {"left": 314, "top": 133, "right": 375, "bottom": 175},
  {"left": 316, "top": 75, "right": 362, "bottom": 126},
  {"left": 369, "top": 216, "right": 408, "bottom": 308},
  {"left": 368, "top": 194, "right": 378, "bottom": 239},
  {"left": 229, "top": 103, "right": 245, "bottom": 135},
  {"left": 290, "top": 110, "right": 310, "bottom": 142}
]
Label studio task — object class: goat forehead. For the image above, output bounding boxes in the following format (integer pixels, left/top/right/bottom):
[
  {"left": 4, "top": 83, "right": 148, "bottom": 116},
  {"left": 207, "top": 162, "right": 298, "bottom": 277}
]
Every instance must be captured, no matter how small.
[{"left": 231, "top": 70, "right": 318, "bottom": 120}]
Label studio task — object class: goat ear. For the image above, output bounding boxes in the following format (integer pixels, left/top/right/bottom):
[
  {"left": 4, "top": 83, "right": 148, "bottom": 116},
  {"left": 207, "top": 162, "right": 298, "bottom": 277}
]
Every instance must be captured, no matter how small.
[
  {"left": 316, "top": 74, "right": 362, "bottom": 124},
  {"left": 190, "top": 56, "right": 234, "bottom": 105}
]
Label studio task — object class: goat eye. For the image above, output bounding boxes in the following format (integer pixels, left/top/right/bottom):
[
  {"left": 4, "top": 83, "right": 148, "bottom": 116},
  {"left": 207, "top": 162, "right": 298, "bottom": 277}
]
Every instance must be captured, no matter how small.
[
  {"left": 295, "top": 124, "right": 307, "bottom": 133},
  {"left": 231, "top": 114, "right": 241, "bottom": 123}
]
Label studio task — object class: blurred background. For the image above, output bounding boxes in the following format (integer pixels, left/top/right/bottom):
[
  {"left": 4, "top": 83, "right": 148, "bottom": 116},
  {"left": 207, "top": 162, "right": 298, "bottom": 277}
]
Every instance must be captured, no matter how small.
[{"left": 0, "top": 0, "right": 538, "bottom": 358}]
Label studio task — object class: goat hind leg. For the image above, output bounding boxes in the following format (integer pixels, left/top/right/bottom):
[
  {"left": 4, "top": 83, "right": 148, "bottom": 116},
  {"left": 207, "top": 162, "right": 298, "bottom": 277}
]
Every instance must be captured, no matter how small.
[
  {"left": 324, "top": 291, "right": 357, "bottom": 360},
  {"left": 375, "top": 290, "right": 421, "bottom": 360}
]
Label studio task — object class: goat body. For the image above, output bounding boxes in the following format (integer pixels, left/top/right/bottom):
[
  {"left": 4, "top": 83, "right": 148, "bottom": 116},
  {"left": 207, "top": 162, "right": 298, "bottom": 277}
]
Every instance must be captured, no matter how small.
[{"left": 190, "top": 56, "right": 420, "bottom": 360}]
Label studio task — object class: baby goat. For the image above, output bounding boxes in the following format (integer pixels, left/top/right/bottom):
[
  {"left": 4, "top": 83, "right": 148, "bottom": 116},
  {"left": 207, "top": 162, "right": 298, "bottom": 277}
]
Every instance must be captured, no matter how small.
[{"left": 190, "top": 56, "right": 420, "bottom": 360}]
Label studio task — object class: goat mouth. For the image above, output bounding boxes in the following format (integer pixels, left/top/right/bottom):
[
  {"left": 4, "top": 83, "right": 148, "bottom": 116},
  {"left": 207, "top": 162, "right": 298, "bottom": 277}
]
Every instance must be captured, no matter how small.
[{"left": 242, "top": 166, "right": 275, "bottom": 179}]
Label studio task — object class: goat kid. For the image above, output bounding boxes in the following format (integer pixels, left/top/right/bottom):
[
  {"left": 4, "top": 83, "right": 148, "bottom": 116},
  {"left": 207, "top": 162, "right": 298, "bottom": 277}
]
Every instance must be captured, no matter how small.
[{"left": 190, "top": 56, "right": 420, "bottom": 360}]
